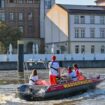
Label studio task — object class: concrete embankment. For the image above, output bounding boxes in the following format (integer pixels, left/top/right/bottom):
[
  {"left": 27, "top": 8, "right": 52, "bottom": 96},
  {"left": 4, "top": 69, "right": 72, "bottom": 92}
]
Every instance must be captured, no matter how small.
[{"left": 0, "top": 60, "right": 105, "bottom": 70}]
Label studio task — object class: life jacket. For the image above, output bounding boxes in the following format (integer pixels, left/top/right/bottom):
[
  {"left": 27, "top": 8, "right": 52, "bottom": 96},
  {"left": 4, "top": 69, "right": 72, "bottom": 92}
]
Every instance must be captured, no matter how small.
[
  {"left": 75, "top": 68, "right": 80, "bottom": 76},
  {"left": 77, "top": 73, "right": 86, "bottom": 80},
  {"left": 75, "top": 68, "right": 85, "bottom": 80},
  {"left": 36, "top": 80, "right": 50, "bottom": 86}
]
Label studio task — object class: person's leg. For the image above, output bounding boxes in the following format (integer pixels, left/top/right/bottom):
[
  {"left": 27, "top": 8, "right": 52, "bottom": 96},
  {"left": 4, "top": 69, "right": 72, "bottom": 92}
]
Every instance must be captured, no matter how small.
[{"left": 50, "top": 75, "right": 57, "bottom": 85}]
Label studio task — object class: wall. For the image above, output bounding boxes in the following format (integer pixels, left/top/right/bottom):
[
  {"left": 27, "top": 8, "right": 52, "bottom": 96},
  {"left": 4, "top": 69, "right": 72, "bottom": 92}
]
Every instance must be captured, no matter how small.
[
  {"left": 61, "top": 60, "right": 105, "bottom": 68},
  {"left": 1, "top": 54, "right": 105, "bottom": 62},
  {"left": 0, "top": 54, "right": 105, "bottom": 70},
  {"left": 0, "top": 60, "right": 105, "bottom": 70},
  {"left": 69, "top": 14, "right": 105, "bottom": 54},
  {"left": 45, "top": 4, "right": 68, "bottom": 43}
]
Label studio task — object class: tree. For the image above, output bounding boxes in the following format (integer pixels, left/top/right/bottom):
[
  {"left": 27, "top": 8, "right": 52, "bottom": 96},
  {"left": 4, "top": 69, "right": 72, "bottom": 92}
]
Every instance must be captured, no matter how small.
[{"left": 0, "top": 21, "right": 22, "bottom": 53}]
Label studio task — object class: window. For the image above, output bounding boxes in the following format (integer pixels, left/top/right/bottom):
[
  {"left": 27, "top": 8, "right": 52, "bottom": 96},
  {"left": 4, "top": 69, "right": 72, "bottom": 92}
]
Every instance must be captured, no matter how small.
[
  {"left": 90, "top": 28, "right": 95, "bottom": 38},
  {"left": 74, "top": 15, "right": 85, "bottom": 24},
  {"left": 28, "top": 12, "right": 32, "bottom": 20},
  {"left": 80, "top": 16, "right": 85, "bottom": 24},
  {"left": 101, "top": 45, "right": 105, "bottom": 53},
  {"left": 75, "top": 28, "right": 79, "bottom": 38},
  {"left": 28, "top": 0, "right": 33, "bottom": 3},
  {"left": 0, "top": 13, "right": 5, "bottom": 21},
  {"left": 9, "top": 0, "right": 14, "bottom": 3},
  {"left": 100, "top": 28, "right": 105, "bottom": 38},
  {"left": 81, "top": 45, "right": 85, "bottom": 54},
  {"left": 80, "top": 28, "right": 85, "bottom": 38},
  {"left": 0, "top": 0, "right": 5, "bottom": 8},
  {"left": 75, "top": 45, "right": 79, "bottom": 54},
  {"left": 19, "top": 26, "right": 23, "bottom": 32},
  {"left": 0, "top": 0, "right": 1, "bottom": 8},
  {"left": 45, "top": 0, "right": 51, "bottom": 9},
  {"left": 90, "top": 16, "right": 95, "bottom": 24},
  {"left": 19, "top": 13, "right": 23, "bottom": 21},
  {"left": 28, "top": 25, "right": 34, "bottom": 34},
  {"left": 18, "top": 0, "right": 23, "bottom": 3},
  {"left": 74, "top": 15, "right": 79, "bottom": 24},
  {"left": 91, "top": 45, "right": 95, "bottom": 54},
  {"left": 9, "top": 13, "right": 14, "bottom": 20},
  {"left": 75, "top": 28, "right": 85, "bottom": 38},
  {"left": 100, "top": 16, "right": 105, "bottom": 24}
]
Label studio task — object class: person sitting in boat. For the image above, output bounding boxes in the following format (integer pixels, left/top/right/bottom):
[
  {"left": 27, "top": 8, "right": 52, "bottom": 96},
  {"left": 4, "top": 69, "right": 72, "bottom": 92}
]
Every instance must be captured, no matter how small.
[
  {"left": 29, "top": 69, "right": 39, "bottom": 85},
  {"left": 48, "top": 55, "right": 60, "bottom": 85},
  {"left": 73, "top": 64, "right": 86, "bottom": 81},
  {"left": 68, "top": 66, "right": 77, "bottom": 81},
  {"left": 73, "top": 64, "right": 80, "bottom": 76}
]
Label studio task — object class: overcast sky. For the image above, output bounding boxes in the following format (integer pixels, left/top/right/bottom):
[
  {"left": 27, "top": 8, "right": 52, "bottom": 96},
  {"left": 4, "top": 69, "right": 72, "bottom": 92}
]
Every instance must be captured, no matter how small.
[{"left": 56, "top": 0, "right": 96, "bottom": 5}]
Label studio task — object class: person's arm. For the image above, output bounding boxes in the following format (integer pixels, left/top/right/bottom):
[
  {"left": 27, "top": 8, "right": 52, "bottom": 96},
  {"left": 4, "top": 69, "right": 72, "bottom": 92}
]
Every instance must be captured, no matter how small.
[
  {"left": 48, "top": 62, "right": 51, "bottom": 69},
  {"left": 57, "top": 62, "right": 61, "bottom": 77}
]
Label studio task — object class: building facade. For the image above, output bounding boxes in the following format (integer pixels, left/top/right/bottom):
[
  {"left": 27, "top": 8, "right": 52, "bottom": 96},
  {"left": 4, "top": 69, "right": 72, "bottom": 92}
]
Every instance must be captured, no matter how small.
[
  {"left": 40, "top": 0, "right": 55, "bottom": 38},
  {"left": 45, "top": 4, "right": 105, "bottom": 54},
  {"left": 0, "top": 0, "right": 43, "bottom": 54}
]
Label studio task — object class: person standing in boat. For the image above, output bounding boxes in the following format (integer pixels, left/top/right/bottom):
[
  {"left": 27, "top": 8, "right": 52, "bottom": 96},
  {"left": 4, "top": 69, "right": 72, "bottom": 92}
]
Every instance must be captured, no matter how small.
[
  {"left": 29, "top": 69, "right": 39, "bottom": 85},
  {"left": 48, "top": 55, "right": 60, "bottom": 85}
]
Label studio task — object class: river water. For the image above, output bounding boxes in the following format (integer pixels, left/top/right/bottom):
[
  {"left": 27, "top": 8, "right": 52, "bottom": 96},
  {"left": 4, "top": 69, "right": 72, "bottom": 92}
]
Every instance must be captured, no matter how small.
[{"left": 0, "top": 68, "right": 105, "bottom": 105}]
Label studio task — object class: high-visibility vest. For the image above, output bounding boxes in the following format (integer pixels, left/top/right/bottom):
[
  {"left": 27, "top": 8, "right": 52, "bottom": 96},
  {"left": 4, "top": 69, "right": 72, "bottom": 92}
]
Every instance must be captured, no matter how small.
[{"left": 77, "top": 73, "right": 85, "bottom": 80}]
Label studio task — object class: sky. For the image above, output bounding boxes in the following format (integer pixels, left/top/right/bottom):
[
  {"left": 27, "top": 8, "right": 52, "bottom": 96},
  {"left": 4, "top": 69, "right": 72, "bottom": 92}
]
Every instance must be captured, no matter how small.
[{"left": 56, "top": 0, "right": 96, "bottom": 5}]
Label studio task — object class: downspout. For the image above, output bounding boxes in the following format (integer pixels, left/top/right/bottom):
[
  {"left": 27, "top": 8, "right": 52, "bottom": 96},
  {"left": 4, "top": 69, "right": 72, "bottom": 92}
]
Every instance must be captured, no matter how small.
[{"left": 68, "top": 12, "right": 70, "bottom": 54}]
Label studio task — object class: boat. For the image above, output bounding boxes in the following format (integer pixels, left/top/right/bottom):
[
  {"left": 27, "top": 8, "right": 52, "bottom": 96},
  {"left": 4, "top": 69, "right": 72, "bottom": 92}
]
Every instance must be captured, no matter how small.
[{"left": 16, "top": 75, "right": 104, "bottom": 101}]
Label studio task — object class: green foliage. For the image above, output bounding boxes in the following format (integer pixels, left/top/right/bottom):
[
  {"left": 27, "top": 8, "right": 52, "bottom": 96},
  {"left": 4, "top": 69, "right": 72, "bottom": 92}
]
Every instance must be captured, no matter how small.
[{"left": 0, "top": 21, "right": 22, "bottom": 53}]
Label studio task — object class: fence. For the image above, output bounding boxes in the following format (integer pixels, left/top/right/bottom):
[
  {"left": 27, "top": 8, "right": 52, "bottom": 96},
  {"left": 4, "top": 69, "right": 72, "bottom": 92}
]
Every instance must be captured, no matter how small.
[{"left": 0, "top": 54, "right": 105, "bottom": 62}]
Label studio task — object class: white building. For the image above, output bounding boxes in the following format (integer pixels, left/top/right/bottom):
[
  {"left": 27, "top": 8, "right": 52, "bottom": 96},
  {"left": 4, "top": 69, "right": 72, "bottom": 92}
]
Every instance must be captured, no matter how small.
[
  {"left": 40, "top": 0, "right": 55, "bottom": 38},
  {"left": 45, "top": 4, "right": 105, "bottom": 54}
]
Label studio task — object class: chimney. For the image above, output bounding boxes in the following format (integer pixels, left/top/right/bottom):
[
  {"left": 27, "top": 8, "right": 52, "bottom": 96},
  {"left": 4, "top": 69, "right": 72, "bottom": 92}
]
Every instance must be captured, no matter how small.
[{"left": 95, "top": 0, "right": 105, "bottom": 6}]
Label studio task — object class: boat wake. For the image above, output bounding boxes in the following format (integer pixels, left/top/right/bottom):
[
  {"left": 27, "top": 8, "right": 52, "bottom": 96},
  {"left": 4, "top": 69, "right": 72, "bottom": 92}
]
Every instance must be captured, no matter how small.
[
  {"left": 67, "top": 81, "right": 105, "bottom": 105},
  {"left": 0, "top": 81, "right": 105, "bottom": 105}
]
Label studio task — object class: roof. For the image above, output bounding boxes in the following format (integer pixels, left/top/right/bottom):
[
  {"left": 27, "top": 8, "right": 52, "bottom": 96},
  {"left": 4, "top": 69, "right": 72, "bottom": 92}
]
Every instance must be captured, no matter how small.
[{"left": 57, "top": 4, "right": 105, "bottom": 14}]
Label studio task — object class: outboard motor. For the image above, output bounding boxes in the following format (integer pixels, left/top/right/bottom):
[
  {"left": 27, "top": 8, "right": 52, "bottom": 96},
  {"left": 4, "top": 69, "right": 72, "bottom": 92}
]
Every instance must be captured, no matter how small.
[
  {"left": 17, "top": 84, "right": 29, "bottom": 92},
  {"left": 17, "top": 84, "right": 34, "bottom": 101}
]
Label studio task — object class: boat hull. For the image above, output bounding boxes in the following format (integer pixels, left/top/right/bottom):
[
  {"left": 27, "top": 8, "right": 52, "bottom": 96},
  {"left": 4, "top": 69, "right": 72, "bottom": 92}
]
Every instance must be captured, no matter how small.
[{"left": 17, "top": 79, "right": 103, "bottom": 101}]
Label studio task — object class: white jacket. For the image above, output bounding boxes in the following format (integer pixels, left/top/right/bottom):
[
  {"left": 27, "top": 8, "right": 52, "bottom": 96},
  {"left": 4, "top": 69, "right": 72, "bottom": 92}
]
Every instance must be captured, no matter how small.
[
  {"left": 68, "top": 70, "right": 77, "bottom": 81},
  {"left": 29, "top": 75, "right": 38, "bottom": 85},
  {"left": 48, "top": 61, "right": 60, "bottom": 76}
]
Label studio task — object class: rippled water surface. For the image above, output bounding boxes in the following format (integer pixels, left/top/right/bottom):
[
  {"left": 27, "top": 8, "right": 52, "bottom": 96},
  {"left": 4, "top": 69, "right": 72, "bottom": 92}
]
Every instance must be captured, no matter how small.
[{"left": 0, "top": 68, "right": 105, "bottom": 105}]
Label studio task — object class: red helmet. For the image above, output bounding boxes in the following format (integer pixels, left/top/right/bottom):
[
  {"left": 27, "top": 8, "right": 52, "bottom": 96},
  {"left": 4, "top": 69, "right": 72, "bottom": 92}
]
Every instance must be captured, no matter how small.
[{"left": 52, "top": 55, "right": 56, "bottom": 61}]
